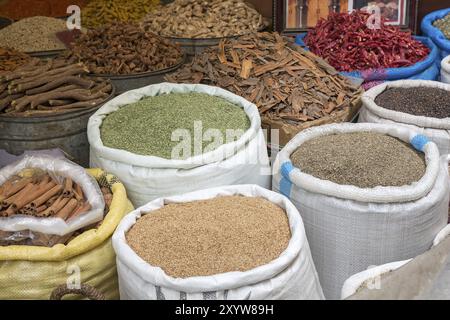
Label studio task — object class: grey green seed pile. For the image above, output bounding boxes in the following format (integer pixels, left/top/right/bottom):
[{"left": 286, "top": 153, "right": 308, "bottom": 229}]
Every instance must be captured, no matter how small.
[
  {"left": 101, "top": 92, "right": 250, "bottom": 159},
  {"left": 291, "top": 132, "right": 426, "bottom": 188},
  {"left": 434, "top": 13, "right": 450, "bottom": 39}
]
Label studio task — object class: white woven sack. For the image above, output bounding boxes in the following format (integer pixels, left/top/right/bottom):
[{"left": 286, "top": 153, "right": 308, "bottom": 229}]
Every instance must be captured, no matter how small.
[
  {"left": 0, "top": 155, "right": 104, "bottom": 236},
  {"left": 112, "top": 184, "right": 325, "bottom": 300},
  {"left": 341, "top": 222, "right": 450, "bottom": 300},
  {"left": 441, "top": 55, "right": 450, "bottom": 84},
  {"left": 88, "top": 83, "right": 271, "bottom": 207},
  {"left": 359, "top": 80, "right": 450, "bottom": 155},
  {"left": 272, "top": 123, "right": 449, "bottom": 299}
]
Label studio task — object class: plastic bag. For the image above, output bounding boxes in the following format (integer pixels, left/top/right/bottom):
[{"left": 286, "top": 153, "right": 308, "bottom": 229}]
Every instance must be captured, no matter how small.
[{"left": 0, "top": 155, "right": 104, "bottom": 236}]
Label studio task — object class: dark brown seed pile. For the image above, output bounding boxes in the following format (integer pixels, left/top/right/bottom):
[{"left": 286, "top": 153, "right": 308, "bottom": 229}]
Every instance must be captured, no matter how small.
[
  {"left": 126, "top": 196, "right": 291, "bottom": 278},
  {"left": 374, "top": 87, "right": 450, "bottom": 119},
  {"left": 291, "top": 132, "right": 426, "bottom": 188}
]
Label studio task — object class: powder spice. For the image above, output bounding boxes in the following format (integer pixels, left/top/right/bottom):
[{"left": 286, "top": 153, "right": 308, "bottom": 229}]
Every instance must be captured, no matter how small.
[
  {"left": 100, "top": 92, "right": 250, "bottom": 159},
  {"left": 291, "top": 132, "right": 426, "bottom": 188},
  {"left": 374, "top": 87, "right": 450, "bottom": 119},
  {"left": 126, "top": 196, "right": 291, "bottom": 278}
]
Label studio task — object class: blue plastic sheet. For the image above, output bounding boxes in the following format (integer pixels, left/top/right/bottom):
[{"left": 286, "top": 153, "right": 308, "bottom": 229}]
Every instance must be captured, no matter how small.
[{"left": 421, "top": 8, "right": 450, "bottom": 59}]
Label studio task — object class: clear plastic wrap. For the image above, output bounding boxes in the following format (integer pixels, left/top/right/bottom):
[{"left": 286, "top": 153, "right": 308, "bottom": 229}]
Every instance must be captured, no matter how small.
[{"left": 0, "top": 155, "right": 105, "bottom": 236}]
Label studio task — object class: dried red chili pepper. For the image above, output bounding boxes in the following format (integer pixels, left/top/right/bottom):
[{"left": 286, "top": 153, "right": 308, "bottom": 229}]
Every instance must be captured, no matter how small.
[{"left": 305, "top": 11, "right": 430, "bottom": 72}]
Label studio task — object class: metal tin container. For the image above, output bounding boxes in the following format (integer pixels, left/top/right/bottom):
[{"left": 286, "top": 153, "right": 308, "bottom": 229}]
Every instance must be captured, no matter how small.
[
  {"left": 92, "top": 55, "right": 186, "bottom": 94},
  {"left": 0, "top": 16, "right": 12, "bottom": 30},
  {"left": 0, "top": 87, "right": 115, "bottom": 167}
]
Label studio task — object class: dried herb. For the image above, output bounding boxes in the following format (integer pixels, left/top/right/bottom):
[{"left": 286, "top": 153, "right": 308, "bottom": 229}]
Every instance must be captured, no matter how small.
[
  {"left": 305, "top": 11, "right": 430, "bottom": 72},
  {"left": 167, "top": 32, "right": 362, "bottom": 140},
  {"left": 100, "top": 92, "right": 250, "bottom": 159},
  {"left": 67, "top": 22, "right": 183, "bottom": 75},
  {"left": 291, "top": 132, "right": 426, "bottom": 188}
]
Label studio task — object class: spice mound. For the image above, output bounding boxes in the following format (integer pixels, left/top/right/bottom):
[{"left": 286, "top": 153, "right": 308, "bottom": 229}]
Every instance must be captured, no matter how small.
[
  {"left": 375, "top": 87, "right": 450, "bottom": 119},
  {"left": 67, "top": 23, "right": 183, "bottom": 75},
  {"left": 81, "top": 0, "right": 159, "bottom": 29},
  {"left": 141, "top": 0, "right": 264, "bottom": 39},
  {"left": 100, "top": 92, "right": 250, "bottom": 159},
  {"left": 167, "top": 32, "right": 362, "bottom": 132},
  {"left": 126, "top": 196, "right": 291, "bottom": 278},
  {"left": 0, "top": 58, "right": 113, "bottom": 117},
  {"left": 0, "top": 16, "right": 67, "bottom": 53},
  {"left": 305, "top": 11, "right": 430, "bottom": 72},
  {"left": 291, "top": 132, "right": 426, "bottom": 188},
  {"left": 434, "top": 13, "right": 450, "bottom": 39},
  {"left": 0, "top": 47, "right": 34, "bottom": 72}
]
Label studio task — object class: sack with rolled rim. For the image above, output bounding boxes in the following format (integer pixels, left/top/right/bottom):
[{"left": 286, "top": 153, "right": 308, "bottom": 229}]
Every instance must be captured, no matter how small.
[
  {"left": 272, "top": 123, "right": 449, "bottom": 299},
  {"left": 358, "top": 80, "right": 450, "bottom": 156},
  {"left": 421, "top": 8, "right": 450, "bottom": 61},
  {"left": 112, "top": 184, "right": 324, "bottom": 300},
  {"left": 441, "top": 55, "right": 450, "bottom": 84},
  {"left": 88, "top": 83, "right": 271, "bottom": 207}
]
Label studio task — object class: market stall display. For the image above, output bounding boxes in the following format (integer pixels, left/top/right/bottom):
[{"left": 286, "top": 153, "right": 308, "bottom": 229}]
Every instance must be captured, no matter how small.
[
  {"left": 88, "top": 83, "right": 271, "bottom": 207},
  {"left": 359, "top": 80, "right": 450, "bottom": 156},
  {"left": 0, "top": 0, "right": 87, "bottom": 20},
  {"left": 112, "top": 184, "right": 324, "bottom": 300},
  {"left": 167, "top": 32, "right": 362, "bottom": 146},
  {"left": 0, "top": 16, "right": 67, "bottom": 54},
  {"left": 272, "top": 123, "right": 449, "bottom": 299},
  {"left": 0, "top": 168, "right": 133, "bottom": 300},
  {"left": 422, "top": 8, "right": 450, "bottom": 60},
  {"left": 81, "top": 0, "right": 159, "bottom": 29},
  {"left": 0, "top": 47, "right": 34, "bottom": 72},
  {"left": 66, "top": 22, "right": 184, "bottom": 93}
]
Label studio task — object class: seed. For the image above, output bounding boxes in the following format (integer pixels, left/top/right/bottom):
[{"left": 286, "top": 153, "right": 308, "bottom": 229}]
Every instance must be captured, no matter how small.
[
  {"left": 0, "top": 16, "right": 66, "bottom": 53},
  {"left": 291, "top": 132, "right": 426, "bottom": 188},
  {"left": 374, "top": 87, "right": 450, "bottom": 119},
  {"left": 433, "top": 13, "right": 450, "bottom": 39},
  {"left": 100, "top": 92, "right": 250, "bottom": 159},
  {"left": 126, "top": 196, "right": 291, "bottom": 278}
]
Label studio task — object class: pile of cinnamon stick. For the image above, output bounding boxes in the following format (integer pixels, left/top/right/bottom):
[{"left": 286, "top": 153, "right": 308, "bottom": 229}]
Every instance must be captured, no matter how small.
[
  {"left": 0, "top": 58, "right": 113, "bottom": 116},
  {"left": 166, "top": 32, "right": 362, "bottom": 126},
  {"left": 0, "top": 171, "right": 91, "bottom": 220},
  {"left": 0, "top": 47, "right": 34, "bottom": 72}
]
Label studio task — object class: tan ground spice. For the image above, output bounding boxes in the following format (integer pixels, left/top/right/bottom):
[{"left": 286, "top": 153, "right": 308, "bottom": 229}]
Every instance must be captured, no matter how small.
[
  {"left": 126, "top": 196, "right": 291, "bottom": 278},
  {"left": 291, "top": 132, "right": 426, "bottom": 188}
]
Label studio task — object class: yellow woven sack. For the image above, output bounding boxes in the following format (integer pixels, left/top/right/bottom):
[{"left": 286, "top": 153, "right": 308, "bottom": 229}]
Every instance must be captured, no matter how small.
[{"left": 0, "top": 168, "right": 133, "bottom": 300}]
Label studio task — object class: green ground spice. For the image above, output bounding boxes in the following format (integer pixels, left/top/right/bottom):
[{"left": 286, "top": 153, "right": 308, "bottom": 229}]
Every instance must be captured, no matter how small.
[
  {"left": 291, "top": 132, "right": 426, "bottom": 188},
  {"left": 100, "top": 92, "right": 250, "bottom": 159}
]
